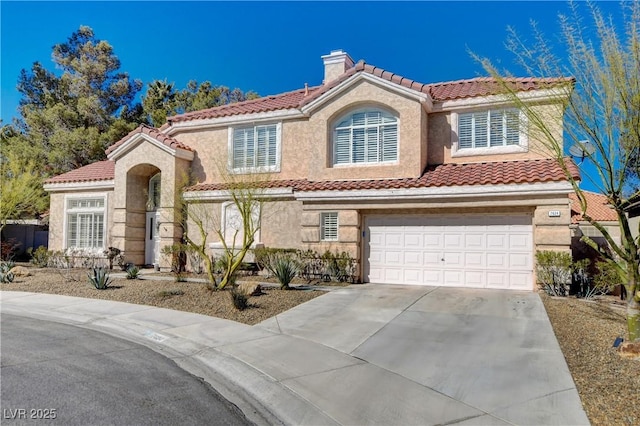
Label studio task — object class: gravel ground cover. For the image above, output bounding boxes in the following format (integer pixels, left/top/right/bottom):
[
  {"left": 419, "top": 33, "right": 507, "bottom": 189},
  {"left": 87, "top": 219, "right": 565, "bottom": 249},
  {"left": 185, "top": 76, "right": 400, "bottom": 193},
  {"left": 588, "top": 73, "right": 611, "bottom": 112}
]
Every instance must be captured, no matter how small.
[
  {"left": 3, "top": 267, "right": 638, "bottom": 424},
  {"left": 541, "top": 294, "right": 639, "bottom": 426},
  {"left": 1, "top": 267, "right": 323, "bottom": 325}
]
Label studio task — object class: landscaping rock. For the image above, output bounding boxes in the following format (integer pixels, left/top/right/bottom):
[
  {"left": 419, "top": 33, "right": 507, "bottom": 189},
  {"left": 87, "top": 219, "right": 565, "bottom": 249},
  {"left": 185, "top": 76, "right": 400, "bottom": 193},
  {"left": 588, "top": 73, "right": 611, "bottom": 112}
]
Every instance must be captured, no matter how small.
[
  {"left": 10, "top": 266, "right": 31, "bottom": 277},
  {"left": 617, "top": 341, "right": 640, "bottom": 360},
  {"left": 238, "top": 282, "right": 262, "bottom": 296}
]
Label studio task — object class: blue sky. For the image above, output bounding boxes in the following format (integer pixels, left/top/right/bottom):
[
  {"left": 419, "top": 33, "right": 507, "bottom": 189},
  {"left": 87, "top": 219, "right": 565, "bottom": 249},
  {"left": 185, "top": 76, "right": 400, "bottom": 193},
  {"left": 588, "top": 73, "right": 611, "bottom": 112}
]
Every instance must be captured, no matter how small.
[{"left": 0, "top": 1, "right": 626, "bottom": 191}]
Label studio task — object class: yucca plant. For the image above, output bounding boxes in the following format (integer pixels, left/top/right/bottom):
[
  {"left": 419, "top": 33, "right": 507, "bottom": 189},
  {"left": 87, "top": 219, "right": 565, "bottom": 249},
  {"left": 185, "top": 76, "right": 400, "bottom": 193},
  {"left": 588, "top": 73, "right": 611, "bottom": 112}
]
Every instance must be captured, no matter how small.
[
  {"left": 88, "top": 266, "right": 112, "bottom": 290},
  {"left": 0, "top": 262, "right": 15, "bottom": 283},
  {"left": 267, "top": 254, "right": 299, "bottom": 290},
  {"left": 126, "top": 265, "right": 140, "bottom": 280}
]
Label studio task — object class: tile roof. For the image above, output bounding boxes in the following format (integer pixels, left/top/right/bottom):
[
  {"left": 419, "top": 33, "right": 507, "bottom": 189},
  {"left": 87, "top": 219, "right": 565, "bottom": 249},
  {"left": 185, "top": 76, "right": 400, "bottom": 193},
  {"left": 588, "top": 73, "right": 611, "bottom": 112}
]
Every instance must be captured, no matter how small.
[
  {"left": 186, "top": 158, "right": 580, "bottom": 193},
  {"left": 167, "top": 60, "right": 572, "bottom": 124},
  {"left": 44, "top": 160, "right": 115, "bottom": 184},
  {"left": 105, "top": 124, "right": 192, "bottom": 156},
  {"left": 570, "top": 191, "right": 618, "bottom": 223}
]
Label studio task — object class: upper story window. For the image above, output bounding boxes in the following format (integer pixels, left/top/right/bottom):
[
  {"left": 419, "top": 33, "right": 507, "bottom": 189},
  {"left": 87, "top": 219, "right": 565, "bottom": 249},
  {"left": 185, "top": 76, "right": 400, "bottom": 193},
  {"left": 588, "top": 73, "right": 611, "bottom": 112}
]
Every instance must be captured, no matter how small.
[
  {"left": 65, "top": 197, "right": 106, "bottom": 250},
  {"left": 231, "top": 123, "right": 281, "bottom": 172},
  {"left": 333, "top": 109, "right": 398, "bottom": 166},
  {"left": 458, "top": 108, "right": 521, "bottom": 149}
]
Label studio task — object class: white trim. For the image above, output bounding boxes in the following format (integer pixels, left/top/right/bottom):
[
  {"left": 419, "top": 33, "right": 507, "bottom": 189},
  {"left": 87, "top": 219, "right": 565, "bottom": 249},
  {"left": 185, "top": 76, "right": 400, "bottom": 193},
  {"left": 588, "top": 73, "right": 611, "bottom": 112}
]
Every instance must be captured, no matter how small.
[
  {"left": 183, "top": 187, "right": 294, "bottom": 201},
  {"left": 295, "top": 181, "right": 573, "bottom": 202},
  {"left": 433, "top": 87, "right": 570, "bottom": 112},
  {"left": 301, "top": 73, "right": 433, "bottom": 114},
  {"left": 165, "top": 109, "right": 305, "bottom": 134},
  {"left": 106, "top": 133, "right": 194, "bottom": 161},
  {"left": 44, "top": 180, "right": 115, "bottom": 192},
  {"left": 62, "top": 193, "right": 108, "bottom": 251}
]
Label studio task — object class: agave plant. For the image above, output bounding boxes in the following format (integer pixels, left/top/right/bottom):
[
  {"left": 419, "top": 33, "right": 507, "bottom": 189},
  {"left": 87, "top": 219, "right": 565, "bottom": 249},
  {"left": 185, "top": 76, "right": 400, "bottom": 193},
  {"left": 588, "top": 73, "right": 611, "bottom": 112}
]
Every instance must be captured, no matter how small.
[
  {"left": 266, "top": 254, "right": 299, "bottom": 290},
  {"left": 126, "top": 265, "right": 140, "bottom": 280},
  {"left": 88, "top": 267, "right": 112, "bottom": 290},
  {"left": 0, "top": 262, "right": 14, "bottom": 283}
]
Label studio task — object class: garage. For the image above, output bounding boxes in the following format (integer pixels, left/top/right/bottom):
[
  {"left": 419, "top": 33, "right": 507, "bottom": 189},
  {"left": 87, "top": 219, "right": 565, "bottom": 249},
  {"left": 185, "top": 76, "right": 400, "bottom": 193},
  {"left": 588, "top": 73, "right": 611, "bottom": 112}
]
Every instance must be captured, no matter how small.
[{"left": 364, "top": 214, "right": 533, "bottom": 290}]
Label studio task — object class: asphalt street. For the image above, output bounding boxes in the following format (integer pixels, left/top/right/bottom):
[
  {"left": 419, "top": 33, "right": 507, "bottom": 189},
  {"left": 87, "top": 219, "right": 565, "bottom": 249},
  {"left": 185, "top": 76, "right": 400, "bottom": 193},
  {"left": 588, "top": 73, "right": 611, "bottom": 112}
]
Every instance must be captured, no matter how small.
[{"left": 0, "top": 314, "right": 250, "bottom": 426}]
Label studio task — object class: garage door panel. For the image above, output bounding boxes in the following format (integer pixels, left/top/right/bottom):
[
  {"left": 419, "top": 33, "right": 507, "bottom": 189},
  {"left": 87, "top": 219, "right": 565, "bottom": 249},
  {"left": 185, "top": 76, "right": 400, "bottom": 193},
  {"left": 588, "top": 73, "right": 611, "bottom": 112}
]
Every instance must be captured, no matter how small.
[{"left": 366, "top": 214, "right": 533, "bottom": 290}]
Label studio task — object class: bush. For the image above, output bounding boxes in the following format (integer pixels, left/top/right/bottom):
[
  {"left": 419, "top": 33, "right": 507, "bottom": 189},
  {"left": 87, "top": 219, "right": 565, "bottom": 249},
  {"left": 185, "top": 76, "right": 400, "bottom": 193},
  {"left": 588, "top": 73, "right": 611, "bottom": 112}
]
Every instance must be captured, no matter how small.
[
  {"left": 27, "top": 246, "right": 50, "bottom": 267},
  {"left": 536, "top": 250, "right": 572, "bottom": 296},
  {"left": 254, "top": 247, "right": 298, "bottom": 270},
  {"left": 265, "top": 253, "right": 299, "bottom": 290},
  {"left": 0, "top": 238, "right": 20, "bottom": 261},
  {"left": 104, "top": 247, "right": 126, "bottom": 270},
  {"left": 229, "top": 286, "right": 249, "bottom": 310},
  {"left": 161, "top": 243, "right": 187, "bottom": 274},
  {"left": 591, "top": 260, "right": 621, "bottom": 296},
  {"left": 87, "top": 267, "right": 112, "bottom": 290},
  {"left": 126, "top": 265, "right": 140, "bottom": 279},
  {"left": 0, "top": 262, "right": 15, "bottom": 283}
]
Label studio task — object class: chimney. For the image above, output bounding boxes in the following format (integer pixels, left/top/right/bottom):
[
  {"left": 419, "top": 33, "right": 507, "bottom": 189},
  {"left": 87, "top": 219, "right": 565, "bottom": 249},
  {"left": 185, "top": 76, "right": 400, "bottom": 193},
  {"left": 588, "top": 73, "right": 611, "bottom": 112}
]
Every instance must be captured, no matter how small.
[{"left": 321, "top": 49, "right": 354, "bottom": 84}]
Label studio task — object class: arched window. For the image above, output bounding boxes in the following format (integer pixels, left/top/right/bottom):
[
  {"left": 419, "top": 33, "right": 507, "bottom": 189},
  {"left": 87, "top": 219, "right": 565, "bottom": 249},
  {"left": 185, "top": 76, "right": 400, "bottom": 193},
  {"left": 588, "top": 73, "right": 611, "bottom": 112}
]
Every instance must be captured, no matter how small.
[{"left": 333, "top": 109, "right": 398, "bottom": 165}]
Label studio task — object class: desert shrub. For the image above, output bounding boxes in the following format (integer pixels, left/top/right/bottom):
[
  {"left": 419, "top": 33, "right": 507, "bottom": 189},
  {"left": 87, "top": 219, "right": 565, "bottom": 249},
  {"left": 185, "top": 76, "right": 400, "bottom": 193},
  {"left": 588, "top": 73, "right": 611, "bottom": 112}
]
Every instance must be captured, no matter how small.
[
  {"left": 0, "top": 262, "right": 15, "bottom": 283},
  {"left": 536, "top": 250, "right": 572, "bottom": 296},
  {"left": 161, "top": 243, "right": 188, "bottom": 280},
  {"left": 591, "top": 260, "right": 621, "bottom": 296},
  {"left": 126, "top": 265, "right": 140, "bottom": 279},
  {"left": 87, "top": 267, "right": 112, "bottom": 290},
  {"left": 1, "top": 238, "right": 20, "bottom": 261},
  {"left": 27, "top": 246, "right": 50, "bottom": 267},
  {"left": 156, "top": 289, "right": 184, "bottom": 298},
  {"left": 104, "top": 247, "right": 126, "bottom": 270},
  {"left": 229, "top": 286, "right": 249, "bottom": 310},
  {"left": 265, "top": 253, "right": 299, "bottom": 290},
  {"left": 254, "top": 247, "right": 298, "bottom": 270}
]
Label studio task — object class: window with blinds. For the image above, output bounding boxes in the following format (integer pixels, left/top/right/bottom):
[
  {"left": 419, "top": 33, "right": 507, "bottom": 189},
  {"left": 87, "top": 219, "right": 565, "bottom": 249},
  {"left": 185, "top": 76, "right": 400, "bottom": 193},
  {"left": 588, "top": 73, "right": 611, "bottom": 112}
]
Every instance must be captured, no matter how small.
[
  {"left": 320, "top": 212, "right": 339, "bottom": 241},
  {"left": 333, "top": 110, "right": 398, "bottom": 165},
  {"left": 232, "top": 123, "right": 279, "bottom": 171},
  {"left": 458, "top": 109, "right": 520, "bottom": 149},
  {"left": 66, "top": 197, "right": 106, "bottom": 249}
]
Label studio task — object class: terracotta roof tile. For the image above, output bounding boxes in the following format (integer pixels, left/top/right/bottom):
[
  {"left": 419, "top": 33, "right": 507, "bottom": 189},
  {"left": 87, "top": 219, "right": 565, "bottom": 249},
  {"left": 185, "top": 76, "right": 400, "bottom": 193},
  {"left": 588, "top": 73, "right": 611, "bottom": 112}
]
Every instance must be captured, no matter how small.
[
  {"left": 570, "top": 191, "right": 618, "bottom": 223},
  {"left": 105, "top": 124, "right": 192, "bottom": 156},
  {"left": 166, "top": 59, "right": 571, "bottom": 125},
  {"left": 44, "top": 161, "right": 115, "bottom": 185},
  {"left": 167, "top": 88, "right": 317, "bottom": 123},
  {"left": 186, "top": 158, "right": 579, "bottom": 193}
]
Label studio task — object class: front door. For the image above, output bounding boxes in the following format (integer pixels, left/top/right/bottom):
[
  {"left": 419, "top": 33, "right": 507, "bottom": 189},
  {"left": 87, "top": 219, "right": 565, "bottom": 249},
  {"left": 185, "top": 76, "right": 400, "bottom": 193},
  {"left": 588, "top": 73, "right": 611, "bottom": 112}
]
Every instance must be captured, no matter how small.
[{"left": 145, "top": 211, "right": 161, "bottom": 266}]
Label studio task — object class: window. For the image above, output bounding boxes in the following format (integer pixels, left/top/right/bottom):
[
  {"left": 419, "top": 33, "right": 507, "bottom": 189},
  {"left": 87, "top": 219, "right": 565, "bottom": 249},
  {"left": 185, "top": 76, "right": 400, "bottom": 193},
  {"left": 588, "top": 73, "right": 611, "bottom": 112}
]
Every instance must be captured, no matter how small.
[
  {"left": 66, "top": 197, "right": 106, "bottom": 249},
  {"left": 321, "top": 212, "right": 339, "bottom": 241},
  {"left": 147, "top": 173, "right": 161, "bottom": 211},
  {"left": 458, "top": 109, "right": 521, "bottom": 149},
  {"left": 231, "top": 123, "right": 280, "bottom": 171},
  {"left": 333, "top": 110, "right": 398, "bottom": 165}
]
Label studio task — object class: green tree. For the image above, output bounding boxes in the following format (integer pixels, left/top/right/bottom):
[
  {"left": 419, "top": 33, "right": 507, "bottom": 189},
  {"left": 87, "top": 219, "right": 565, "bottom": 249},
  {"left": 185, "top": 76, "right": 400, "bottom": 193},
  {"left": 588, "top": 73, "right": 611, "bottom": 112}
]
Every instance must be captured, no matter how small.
[
  {"left": 0, "top": 149, "right": 48, "bottom": 231},
  {"left": 479, "top": 1, "right": 640, "bottom": 340},
  {"left": 7, "top": 26, "right": 142, "bottom": 176},
  {"left": 141, "top": 80, "right": 177, "bottom": 127}
]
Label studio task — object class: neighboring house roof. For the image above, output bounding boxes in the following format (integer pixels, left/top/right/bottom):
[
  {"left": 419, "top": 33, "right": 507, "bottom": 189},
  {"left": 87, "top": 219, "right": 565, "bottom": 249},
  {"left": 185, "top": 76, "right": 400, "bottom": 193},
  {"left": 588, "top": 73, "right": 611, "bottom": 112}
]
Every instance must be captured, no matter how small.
[
  {"left": 44, "top": 160, "right": 115, "bottom": 184},
  {"left": 105, "top": 124, "right": 193, "bottom": 156},
  {"left": 187, "top": 157, "right": 579, "bottom": 192},
  {"left": 569, "top": 191, "right": 618, "bottom": 223},
  {"left": 166, "top": 60, "right": 572, "bottom": 124}
]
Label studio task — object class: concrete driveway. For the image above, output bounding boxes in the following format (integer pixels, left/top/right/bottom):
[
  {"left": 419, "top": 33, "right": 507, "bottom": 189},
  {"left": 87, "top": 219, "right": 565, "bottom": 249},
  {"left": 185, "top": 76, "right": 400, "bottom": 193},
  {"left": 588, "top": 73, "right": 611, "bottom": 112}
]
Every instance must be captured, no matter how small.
[
  {"left": 258, "top": 285, "right": 589, "bottom": 425},
  {"left": 1, "top": 285, "right": 589, "bottom": 425}
]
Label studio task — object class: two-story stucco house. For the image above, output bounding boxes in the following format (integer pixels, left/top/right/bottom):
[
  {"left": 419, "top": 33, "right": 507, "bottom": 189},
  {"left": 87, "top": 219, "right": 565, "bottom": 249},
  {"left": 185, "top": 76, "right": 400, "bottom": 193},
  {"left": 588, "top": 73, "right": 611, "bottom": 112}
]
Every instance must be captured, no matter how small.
[{"left": 44, "top": 50, "right": 580, "bottom": 291}]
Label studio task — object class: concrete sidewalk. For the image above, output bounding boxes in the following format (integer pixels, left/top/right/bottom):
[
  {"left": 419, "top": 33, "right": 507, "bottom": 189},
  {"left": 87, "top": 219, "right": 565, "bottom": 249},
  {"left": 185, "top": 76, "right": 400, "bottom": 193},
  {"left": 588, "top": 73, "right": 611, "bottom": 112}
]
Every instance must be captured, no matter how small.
[{"left": 0, "top": 286, "right": 589, "bottom": 426}]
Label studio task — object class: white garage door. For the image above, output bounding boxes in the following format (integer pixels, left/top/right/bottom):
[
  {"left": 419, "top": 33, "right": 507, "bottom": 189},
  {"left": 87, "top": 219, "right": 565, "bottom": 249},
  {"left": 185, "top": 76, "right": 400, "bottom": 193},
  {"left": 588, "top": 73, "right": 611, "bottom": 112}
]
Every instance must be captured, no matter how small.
[{"left": 365, "top": 214, "right": 533, "bottom": 290}]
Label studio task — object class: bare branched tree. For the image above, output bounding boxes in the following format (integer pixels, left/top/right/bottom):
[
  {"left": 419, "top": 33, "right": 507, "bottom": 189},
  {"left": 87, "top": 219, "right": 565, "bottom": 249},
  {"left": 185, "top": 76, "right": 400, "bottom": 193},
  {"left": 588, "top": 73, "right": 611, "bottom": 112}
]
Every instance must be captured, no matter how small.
[{"left": 478, "top": 1, "right": 640, "bottom": 340}]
